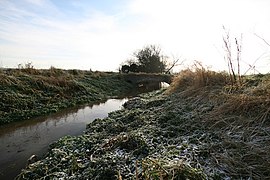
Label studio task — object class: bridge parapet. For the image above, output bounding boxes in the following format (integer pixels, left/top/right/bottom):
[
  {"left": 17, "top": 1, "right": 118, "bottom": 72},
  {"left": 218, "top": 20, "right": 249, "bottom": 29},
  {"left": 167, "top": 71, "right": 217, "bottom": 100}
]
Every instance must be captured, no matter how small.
[{"left": 122, "top": 73, "right": 173, "bottom": 85}]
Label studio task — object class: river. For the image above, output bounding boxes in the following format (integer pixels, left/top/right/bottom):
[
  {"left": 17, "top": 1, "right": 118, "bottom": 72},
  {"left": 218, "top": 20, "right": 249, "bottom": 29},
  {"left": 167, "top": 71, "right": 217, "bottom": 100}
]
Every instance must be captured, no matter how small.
[{"left": 0, "top": 98, "right": 128, "bottom": 180}]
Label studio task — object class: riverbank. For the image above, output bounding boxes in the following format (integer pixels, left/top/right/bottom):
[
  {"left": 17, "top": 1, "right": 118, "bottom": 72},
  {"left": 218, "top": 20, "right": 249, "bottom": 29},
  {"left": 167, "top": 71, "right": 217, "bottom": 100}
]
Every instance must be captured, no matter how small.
[
  {"left": 0, "top": 68, "right": 134, "bottom": 125},
  {"left": 16, "top": 69, "right": 270, "bottom": 179},
  {"left": 0, "top": 98, "right": 129, "bottom": 180}
]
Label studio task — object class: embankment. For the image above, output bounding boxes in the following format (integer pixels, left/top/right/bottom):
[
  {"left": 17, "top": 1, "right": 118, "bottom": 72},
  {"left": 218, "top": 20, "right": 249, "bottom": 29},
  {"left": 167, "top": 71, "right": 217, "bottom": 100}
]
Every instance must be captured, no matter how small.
[{"left": 0, "top": 68, "right": 133, "bottom": 125}]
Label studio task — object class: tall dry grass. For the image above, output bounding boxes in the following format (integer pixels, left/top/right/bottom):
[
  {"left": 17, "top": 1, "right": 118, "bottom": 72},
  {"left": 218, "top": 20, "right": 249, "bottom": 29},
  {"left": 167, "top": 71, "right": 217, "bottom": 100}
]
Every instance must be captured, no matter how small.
[
  {"left": 167, "top": 63, "right": 230, "bottom": 93},
  {"left": 208, "top": 74, "right": 270, "bottom": 124}
]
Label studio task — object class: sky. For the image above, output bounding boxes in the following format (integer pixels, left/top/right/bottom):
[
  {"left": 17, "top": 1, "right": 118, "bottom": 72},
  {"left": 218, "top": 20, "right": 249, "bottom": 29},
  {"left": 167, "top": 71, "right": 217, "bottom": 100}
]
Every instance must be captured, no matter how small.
[{"left": 0, "top": 0, "right": 270, "bottom": 73}]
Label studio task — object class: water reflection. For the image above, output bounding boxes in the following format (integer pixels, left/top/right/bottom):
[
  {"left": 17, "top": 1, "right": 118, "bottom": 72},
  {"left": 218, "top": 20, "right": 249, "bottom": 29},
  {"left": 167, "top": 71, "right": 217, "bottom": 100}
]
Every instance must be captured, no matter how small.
[{"left": 0, "top": 98, "right": 128, "bottom": 180}]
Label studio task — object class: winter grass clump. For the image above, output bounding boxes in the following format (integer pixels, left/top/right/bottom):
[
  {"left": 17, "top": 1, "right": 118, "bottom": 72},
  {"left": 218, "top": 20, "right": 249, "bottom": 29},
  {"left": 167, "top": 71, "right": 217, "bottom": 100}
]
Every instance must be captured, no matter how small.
[{"left": 167, "top": 62, "right": 229, "bottom": 93}]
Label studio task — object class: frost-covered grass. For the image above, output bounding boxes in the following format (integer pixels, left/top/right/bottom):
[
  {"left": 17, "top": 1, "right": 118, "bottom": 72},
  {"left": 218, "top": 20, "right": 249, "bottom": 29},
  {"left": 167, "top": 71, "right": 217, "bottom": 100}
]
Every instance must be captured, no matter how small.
[{"left": 16, "top": 89, "right": 208, "bottom": 179}]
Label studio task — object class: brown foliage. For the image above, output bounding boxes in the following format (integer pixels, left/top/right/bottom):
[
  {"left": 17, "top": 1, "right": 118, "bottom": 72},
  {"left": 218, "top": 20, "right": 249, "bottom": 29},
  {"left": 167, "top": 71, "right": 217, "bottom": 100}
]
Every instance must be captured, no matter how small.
[{"left": 167, "top": 63, "right": 229, "bottom": 93}]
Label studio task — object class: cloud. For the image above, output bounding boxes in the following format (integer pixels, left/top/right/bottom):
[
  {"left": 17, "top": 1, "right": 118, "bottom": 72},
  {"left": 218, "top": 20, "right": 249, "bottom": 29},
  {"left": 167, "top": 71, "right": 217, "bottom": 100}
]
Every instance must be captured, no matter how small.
[
  {"left": 24, "top": 0, "right": 46, "bottom": 6},
  {"left": 0, "top": 0, "right": 269, "bottom": 73},
  {"left": 0, "top": 0, "right": 120, "bottom": 69}
]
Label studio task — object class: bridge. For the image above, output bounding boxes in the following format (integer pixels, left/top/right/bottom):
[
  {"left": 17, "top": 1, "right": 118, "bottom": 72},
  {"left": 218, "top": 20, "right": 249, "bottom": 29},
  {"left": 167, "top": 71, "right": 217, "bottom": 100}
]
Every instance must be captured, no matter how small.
[{"left": 122, "top": 73, "right": 173, "bottom": 86}]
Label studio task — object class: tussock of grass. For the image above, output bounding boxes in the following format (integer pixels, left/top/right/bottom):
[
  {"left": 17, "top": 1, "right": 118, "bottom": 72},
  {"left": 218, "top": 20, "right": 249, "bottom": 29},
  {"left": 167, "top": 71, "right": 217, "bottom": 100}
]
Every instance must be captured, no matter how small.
[
  {"left": 167, "top": 67, "right": 229, "bottom": 94},
  {"left": 141, "top": 158, "right": 206, "bottom": 180}
]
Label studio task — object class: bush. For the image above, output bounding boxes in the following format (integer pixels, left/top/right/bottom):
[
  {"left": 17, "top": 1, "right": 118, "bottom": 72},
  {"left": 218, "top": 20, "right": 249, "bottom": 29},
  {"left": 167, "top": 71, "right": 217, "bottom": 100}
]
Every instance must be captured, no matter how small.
[{"left": 121, "top": 45, "right": 167, "bottom": 73}]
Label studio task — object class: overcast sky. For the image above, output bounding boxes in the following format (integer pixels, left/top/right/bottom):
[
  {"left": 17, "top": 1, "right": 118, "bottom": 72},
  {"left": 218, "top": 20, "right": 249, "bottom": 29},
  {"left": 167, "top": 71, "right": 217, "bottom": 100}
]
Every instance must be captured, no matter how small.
[{"left": 0, "top": 0, "right": 270, "bottom": 73}]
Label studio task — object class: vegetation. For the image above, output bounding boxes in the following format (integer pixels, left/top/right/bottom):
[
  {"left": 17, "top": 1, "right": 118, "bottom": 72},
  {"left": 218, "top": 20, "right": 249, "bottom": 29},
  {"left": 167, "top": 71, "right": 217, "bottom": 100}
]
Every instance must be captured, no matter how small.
[
  {"left": 16, "top": 63, "right": 270, "bottom": 179},
  {"left": 168, "top": 66, "right": 270, "bottom": 179},
  {"left": 222, "top": 26, "right": 243, "bottom": 85},
  {"left": 0, "top": 67, "right": 134, "bottom": 125},
  {"left": 16, "top": 89, "right": 207, "bottom": 180},
  {"left": 121, "top": 45, "right": 167, "bottom": 73}
]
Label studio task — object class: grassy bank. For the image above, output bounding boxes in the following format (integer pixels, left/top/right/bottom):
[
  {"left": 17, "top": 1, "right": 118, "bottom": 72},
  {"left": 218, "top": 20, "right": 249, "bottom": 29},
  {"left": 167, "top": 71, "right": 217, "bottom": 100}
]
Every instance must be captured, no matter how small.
[
  {"left": 0, "top": 68, "right": 134, "bottom": 125},
  {"left": 16, "top": 68, "right": 270, "bottom": 179}
]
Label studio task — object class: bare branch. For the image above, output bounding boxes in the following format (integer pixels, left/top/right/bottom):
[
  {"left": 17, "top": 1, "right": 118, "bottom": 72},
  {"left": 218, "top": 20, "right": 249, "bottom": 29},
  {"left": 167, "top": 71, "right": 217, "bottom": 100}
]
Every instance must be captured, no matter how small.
[
  {"left": 254, "top": 33, "right": 270, "bottom": 47},
  {"left": 235, "top": 34, "right": 243, "bottom": 84},
  {"left": 165, "top": 58, "right": 182, "bottom": 74}
]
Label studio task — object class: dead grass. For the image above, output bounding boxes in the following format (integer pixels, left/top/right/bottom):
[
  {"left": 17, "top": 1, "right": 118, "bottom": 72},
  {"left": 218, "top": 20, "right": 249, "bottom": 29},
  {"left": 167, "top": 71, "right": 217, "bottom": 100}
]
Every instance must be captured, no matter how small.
[
  {"left": 166, "top": 64, "right": 270, "bottom": 178},
  {"left": 141, "top": 158, "right": 206, "bottom": 179},
  {"left": 208, "top": 77, "right": 270, "bottom": 178},
  {"left": 167, "top": 65, "right": 229, "bottom": 94},
  {"left": 0, "top": 73, "right": 16, "bottom": 86},
  {"left": 209, "top": 74, "right": 270, "bottom": 123},
  {"left": 211, "top": 94, "right": 270, "bottom": 123}
]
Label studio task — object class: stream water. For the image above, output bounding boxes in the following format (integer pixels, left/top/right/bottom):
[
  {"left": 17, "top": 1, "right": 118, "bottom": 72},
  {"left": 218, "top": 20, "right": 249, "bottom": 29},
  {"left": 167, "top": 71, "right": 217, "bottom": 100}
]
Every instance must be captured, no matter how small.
[{"left": 0, "top": 98, "right": 128, "bottom": 180}]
